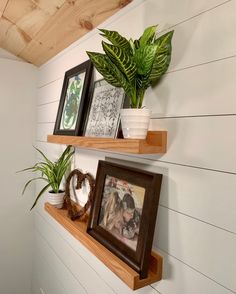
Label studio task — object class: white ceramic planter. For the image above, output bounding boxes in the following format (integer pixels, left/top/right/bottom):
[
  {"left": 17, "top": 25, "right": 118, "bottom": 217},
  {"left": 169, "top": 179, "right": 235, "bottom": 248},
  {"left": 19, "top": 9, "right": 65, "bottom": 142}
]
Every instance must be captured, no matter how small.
[
  {"left": 120, "top": 108, "right": 151, "bottom": 139},
  {"left": 47, "top": 190, "right": 65, "bottom": 208}
]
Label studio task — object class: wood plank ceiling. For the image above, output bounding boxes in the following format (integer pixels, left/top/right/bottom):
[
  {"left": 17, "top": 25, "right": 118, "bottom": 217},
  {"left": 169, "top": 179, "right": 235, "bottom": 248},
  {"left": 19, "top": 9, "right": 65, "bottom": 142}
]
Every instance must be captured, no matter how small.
[{"left": 0, "top": 0, "right": 132, "bottom": 66}]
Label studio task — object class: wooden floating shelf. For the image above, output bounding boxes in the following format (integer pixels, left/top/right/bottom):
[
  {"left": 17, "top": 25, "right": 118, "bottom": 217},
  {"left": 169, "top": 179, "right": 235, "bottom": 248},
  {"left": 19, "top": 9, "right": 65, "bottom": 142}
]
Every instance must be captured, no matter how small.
[
  {"left": 47, "top": 131, "right": 167, "bottom": 154},
  {"left": 45, "top": 203, "right": 163, "bottom": 290}
]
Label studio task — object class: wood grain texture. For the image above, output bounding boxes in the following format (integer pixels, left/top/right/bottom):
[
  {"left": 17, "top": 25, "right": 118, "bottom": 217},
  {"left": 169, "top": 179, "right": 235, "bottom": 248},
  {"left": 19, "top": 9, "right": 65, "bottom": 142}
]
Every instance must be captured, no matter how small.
[
  {"left": 47, "top": 131, "right": 167, "bottom": 154},
  {"left": 45, "top": 202, "right": 163, "bottom": 290},
  {"left": 19, "top": 0, "right": 132, "bottom": 65},
  {"left": 0, "top": 0, "right": 132, "bottom": 65},
  {"left": 0, "top": 0, "right": 8, "bottom": 17},
  {"left": 0, "top": 16, "right": 30, "bottom": 56},
  {"left": 3, "top": 0, "right": 51, "bottom": 38}
]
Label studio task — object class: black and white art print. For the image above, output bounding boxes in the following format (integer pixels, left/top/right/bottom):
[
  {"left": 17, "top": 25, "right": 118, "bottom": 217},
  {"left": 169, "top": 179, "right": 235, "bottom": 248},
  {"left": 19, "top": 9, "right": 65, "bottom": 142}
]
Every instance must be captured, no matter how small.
[{"left": 84, "top": 79, "right": 125, "bottom": 138}]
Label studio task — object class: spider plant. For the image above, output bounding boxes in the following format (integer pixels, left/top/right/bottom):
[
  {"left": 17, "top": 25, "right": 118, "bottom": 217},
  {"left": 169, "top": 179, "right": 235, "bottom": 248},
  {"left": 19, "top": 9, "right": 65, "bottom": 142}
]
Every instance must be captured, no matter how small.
[
  {"left": 87, "top": 25, "right": 174, "bottom": 108},
  {"left": 18, "top": 145, "right": 74, "bottom": 210}
]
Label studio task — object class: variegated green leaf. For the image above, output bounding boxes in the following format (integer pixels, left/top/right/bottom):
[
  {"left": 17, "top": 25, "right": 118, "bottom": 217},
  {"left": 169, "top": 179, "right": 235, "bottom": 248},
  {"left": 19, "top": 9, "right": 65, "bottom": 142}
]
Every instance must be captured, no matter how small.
[
  {"left": 149, "top": 30, "right": 174, "bottom": 82},
  {"left": 102, "top": 41, "right": 136, "bottom": 83},
  {"left": 154, "top": 30, "right": 174, "bottom": 49},
  {"left": 134, "top": 39, "right": 140, "bottom": 49},
  {"left": 150, "top": 53, "right": 171, "bottom": 82},
  {"left": 135, "top": 44, "right": 158, "bottom": 75},
  {"left": 99, "top": 29, "right": 131, "bottom": 52},
  {"left": 129, "top": 38, "right": 136, "bottom": 55},
  {"left": 136, "top": 74, "right": 150, "bottom": 89},
  {"left": 139, "top": 25, "right": 157, "bottom": 47},
  {"left": 87, "top": 51, "right": 131, "bottom": 93}
]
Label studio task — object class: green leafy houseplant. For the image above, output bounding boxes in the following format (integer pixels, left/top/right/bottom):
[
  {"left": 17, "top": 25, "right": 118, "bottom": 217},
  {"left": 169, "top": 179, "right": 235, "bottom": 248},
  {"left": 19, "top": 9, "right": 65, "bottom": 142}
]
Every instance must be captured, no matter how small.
[
  {"left": 87, "top": 25, "right": 174, "bottom": 108},
  {"left": 18, "top": 145, "right": 74, "bottom": 210}
]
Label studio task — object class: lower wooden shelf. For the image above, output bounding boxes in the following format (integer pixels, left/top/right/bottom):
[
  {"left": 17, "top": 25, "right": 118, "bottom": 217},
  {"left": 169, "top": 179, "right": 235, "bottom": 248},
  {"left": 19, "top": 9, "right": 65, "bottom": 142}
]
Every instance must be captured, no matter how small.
[{"left": 45, "top": 203, "right": 163, "bottom": 290}]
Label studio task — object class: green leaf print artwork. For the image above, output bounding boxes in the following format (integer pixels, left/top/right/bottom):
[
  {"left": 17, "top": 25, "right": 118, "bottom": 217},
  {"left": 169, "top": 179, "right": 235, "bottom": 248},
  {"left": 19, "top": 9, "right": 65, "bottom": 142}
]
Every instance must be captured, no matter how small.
[{"left": 60, "top": 73, "right": 85, "bottom": 130}]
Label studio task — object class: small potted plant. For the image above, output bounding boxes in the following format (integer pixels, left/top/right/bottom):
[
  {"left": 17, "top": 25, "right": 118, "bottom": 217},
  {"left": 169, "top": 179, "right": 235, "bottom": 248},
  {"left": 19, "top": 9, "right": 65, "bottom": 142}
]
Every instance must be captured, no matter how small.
[
  {"left": 87, "top": 25, "right": 174, "bottom": 139},
  {"left": 18, "top": 145, "right": 74, "bottom": 210}
]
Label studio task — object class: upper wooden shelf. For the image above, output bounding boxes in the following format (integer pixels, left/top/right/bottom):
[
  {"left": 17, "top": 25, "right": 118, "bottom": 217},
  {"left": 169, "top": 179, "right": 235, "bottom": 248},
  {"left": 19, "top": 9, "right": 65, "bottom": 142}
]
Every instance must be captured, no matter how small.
[
  {"left": 47, "top": 131, "right": 167, "bottom": 154},
  {"left": 45, "top": 203, "right": 163, "bottom": 290}
]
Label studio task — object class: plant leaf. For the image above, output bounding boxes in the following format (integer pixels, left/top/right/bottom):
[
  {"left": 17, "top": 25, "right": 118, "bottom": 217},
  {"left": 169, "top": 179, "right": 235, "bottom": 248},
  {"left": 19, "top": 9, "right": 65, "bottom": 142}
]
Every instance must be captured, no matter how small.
[
  {"left": 30, "top": 183, "right": 51, "bottom": 210},
  {"left": 149, "top": 30, "right": 174, "bottom": 83},
  {"left": 135, "top": 44, "right": 158, "bottom": 75},
  {"left": 99, "top": 29, "right": 131, "bottom": 52},
  {"left": 16, "top": 165, "right": 37, "bottom": 173},
  {"left": 87, "top": 51, "right": 131, "bottom": 93},
  {"left": 102, "top": 41, "right": 136, "bottom": 83},
  {"left": 57, "top": 146, "right": 73, "bottom": 167},
  {"left": 34, "top": 146, "right": 54, "bottom": 168},
  {"left": 139, "top": 25, "right": 157, "bottom": 47},
  {"left": 22, "top": 177, "right": 48, "bottom": 195}
]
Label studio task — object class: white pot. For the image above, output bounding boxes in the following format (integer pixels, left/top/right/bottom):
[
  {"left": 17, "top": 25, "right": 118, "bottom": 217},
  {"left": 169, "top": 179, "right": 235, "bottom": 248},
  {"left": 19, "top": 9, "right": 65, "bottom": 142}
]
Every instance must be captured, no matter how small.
[
  {"left": 120, "top": 108, "right": 151, "bottom": 139},
  {"left": 47, "top": 190, "right": 65, "bottom": 209}
]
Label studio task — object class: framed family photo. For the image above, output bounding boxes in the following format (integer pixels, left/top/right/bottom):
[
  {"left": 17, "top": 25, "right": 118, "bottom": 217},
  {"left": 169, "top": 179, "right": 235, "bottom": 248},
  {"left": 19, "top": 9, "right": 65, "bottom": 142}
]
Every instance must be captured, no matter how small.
[
  {"left": 53, "top": 60, "right": 93, "bottom": 136},
  {"left": 87, "top": 161, "right": 162, "bottom": 279},
  {"left": 84, "top": 79, "right": 125, "bottom": 138}
]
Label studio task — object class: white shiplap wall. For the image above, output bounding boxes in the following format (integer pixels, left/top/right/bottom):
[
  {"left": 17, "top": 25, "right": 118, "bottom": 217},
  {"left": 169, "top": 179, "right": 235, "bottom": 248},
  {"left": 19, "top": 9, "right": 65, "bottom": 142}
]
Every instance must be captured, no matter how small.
[
  {"left": 0, "top": 58, "right": 36, "bottom": 294},
  {"left": 34, "top": 0, "right": 236, "bottom": 293}
]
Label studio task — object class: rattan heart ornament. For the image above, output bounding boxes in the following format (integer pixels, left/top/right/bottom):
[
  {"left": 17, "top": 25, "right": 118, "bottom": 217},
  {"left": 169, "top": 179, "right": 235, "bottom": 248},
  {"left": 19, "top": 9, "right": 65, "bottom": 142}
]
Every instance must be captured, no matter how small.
[{"left": 64, "top": 169, "right": 95, "bottom": 221}]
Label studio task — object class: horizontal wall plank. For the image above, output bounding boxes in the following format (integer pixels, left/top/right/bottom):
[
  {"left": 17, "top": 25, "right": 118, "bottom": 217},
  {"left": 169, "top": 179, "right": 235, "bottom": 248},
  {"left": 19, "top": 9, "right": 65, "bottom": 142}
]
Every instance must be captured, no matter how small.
[
  {"left": 155, "top": 206, "right": 236, "bottom": 292},
  {"left": 37, "top": 77, "right": 63, "bottom": 105},
  {"left": 33, "top": 234, "right": 85, "bottom": 294},
  {"left": 153, "top": 249, "right": 232, "bottom": 294},
  {"left": 169, "top": 0, "right": 236, "bottom": 71},
  {"left": 37, "top": 101, "right": 58, "bottom": 123},
  {"left": 36, "top": 122, "right": 54, "bottom": 142},
  {"left": 145, "top": 55, "right": 236, "bottom": 118},
  {"left": 150, "top": 116, "right": 236, "bottom": 173},
  {"left": 34, "top": 212, "right": 116, "bottom": 294},
  {"left": 32, "top": 250, "right": 70, "bottom": 294}
]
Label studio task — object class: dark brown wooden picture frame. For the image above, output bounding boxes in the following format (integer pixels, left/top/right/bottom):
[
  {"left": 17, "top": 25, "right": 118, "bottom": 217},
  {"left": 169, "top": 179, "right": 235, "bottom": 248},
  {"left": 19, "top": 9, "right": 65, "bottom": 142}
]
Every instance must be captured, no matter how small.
[
  {"left": 87, "top": 160, "right": 162, "bottom": 279},
  {"left": 53, "top": 60, "right": 93, "bottom": 136}
]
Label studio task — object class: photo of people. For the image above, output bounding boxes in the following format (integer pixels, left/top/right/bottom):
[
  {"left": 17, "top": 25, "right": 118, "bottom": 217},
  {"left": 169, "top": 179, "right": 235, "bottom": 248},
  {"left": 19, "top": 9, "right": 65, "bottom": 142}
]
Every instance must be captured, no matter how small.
[{"left": 98, "top": 175, "right": 145, "bottom": 251}]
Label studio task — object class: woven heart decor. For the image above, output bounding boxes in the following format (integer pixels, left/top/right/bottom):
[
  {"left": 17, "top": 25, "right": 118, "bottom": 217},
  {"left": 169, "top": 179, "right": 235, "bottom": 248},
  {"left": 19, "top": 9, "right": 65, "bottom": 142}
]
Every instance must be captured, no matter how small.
[{"left": 64, "top": 169, "right": 95, "bottom": 221}]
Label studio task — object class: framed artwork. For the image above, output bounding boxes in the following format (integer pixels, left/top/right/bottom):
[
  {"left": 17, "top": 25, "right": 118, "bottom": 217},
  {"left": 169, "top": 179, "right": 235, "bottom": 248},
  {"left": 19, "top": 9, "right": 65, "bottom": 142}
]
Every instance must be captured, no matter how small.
[
  {"left": 84, "top": 79, "right": 125, "bottom": 138},
  {"left": 53, "top": 60, "right": 93, "bottom": 136},
  {"left": 87, "top": 160, "right": 162, "bottom": 279}
]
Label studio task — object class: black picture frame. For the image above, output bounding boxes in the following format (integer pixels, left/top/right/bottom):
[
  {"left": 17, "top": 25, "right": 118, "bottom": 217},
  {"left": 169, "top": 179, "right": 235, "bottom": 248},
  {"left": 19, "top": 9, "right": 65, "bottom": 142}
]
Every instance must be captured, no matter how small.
[
  {"left": 87, "top": 160, "right": 162, "bottom": 279},
  {"left": 83, "top": 79, "right": 125, "bottom": 138},
  {"left": 53, "top": 60, "right": 93, "bottom": 136}
]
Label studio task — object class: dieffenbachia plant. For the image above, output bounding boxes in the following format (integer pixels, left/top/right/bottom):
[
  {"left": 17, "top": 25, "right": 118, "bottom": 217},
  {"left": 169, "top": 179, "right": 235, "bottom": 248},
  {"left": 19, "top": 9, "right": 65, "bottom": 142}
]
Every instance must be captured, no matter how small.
[{"left": 87, "top": 25, "right": 174, "bottom": 108}]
